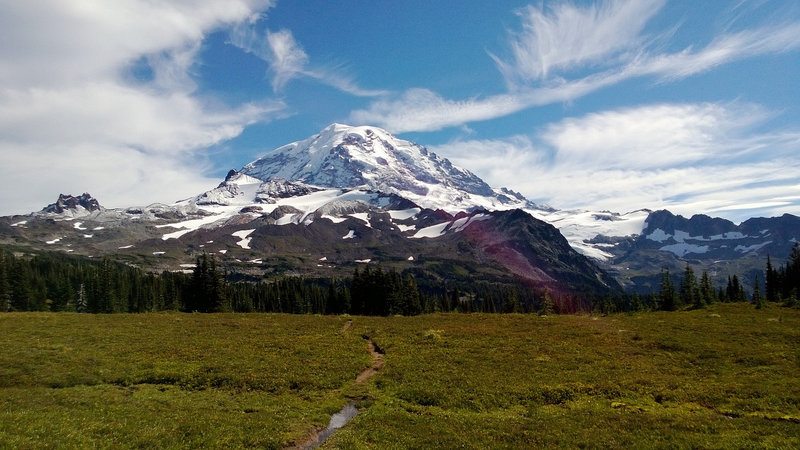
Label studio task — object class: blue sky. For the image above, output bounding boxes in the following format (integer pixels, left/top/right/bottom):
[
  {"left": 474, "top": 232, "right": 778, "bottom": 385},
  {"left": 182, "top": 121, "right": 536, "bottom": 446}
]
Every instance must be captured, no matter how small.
[{"left": 1, "top": 0, "right": 799, "bottom": 222}]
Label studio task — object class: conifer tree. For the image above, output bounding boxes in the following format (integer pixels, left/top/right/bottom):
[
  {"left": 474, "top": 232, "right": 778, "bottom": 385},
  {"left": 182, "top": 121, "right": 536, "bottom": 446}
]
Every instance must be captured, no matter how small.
[
  {"left": 76, "top": 283, "right": 87, "bottom": 313},
  {"left": 326, "top": 281, "right": 340, "bottom": 314},
  {"left": 402, "top": 274, "right": 422, "bottom": 315},
  {"left": 679, "top": 265, "right": 699, "bottom": 308},
  {"left": 730, "top": 275, "right": 746, "bottom": 302},
  {"left": 540, "top": 290, "right": 555, "bottom": 316},
  {"left": 752, "top": 274, "right": 766, "bottom": 309},
  {"left": 659, "top": 269, "right": 678, "bottom": 311},
  {"left": 765, "top": 256, "right": 778, "bottom": 302},
  {"left": 629, "top": 292, "right": 643, "bottom": 312},
  {"left": 9, "top": 260, "right": 32, "bottom": 311},
  {"left": 503, "top": 287, "right": 521, "bottom": 313},
  {"left": 0, "top": 251, "right": 10, "bottom": 312},
  {"left": 699, "top": 270, "right": 715, "bottom": 306}
]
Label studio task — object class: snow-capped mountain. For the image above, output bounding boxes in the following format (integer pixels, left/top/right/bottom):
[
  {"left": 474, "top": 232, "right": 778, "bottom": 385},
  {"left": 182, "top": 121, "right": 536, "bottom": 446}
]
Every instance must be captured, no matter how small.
[
  {"left": 240, "top": 123, "right": 531, "bottom": 213},
  {"left": 2, "top": 123, "right": 797, "bottom": 295}
]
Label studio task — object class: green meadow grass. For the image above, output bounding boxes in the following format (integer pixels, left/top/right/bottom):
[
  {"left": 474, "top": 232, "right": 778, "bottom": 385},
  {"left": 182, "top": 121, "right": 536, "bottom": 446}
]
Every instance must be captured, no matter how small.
[
  {"left": 334, "top": 304, "right": 800, "bottom": 448},
  {"left": 1, "top": 304, "right": 799, "bottom": 448},
  {"left": 0, "top": 313, "right": 365, "bottom": 448}
]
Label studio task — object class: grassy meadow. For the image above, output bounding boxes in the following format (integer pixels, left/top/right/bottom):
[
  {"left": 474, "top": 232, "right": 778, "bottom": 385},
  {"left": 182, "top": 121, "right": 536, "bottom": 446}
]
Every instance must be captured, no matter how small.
[{"left": 2, "top": 304, "right": 799, "bottom": 448}]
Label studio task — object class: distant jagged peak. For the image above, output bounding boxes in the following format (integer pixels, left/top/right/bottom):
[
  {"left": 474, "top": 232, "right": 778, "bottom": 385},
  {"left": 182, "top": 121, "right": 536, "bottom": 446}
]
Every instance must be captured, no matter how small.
[{"left": 40, "top": 193, "right": 102, "bottom": 215}]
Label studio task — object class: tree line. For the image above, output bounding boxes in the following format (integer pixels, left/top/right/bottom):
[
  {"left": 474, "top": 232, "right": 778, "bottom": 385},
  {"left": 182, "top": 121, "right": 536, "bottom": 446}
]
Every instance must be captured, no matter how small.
[
  {"left": 0, "top": 249, "right": 547, "bottom": 315},
  {"left": 620, "top": 242, "right": 800, "bottom": 313},
  {"left": 1, "top": 245, "right": 797, "bottom": 315}
]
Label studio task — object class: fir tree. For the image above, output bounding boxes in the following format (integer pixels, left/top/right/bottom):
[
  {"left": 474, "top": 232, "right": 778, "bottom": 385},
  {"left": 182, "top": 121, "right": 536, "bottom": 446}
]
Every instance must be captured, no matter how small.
[
  {"left": 629, "top": 292, "right": 644, "bottom": 312},
  {"left": 765, "top": 256, "right": 778, "bottom": 302},
  {"left": 679, "top": 265, "right": 699, "bottom": 308},
  {"left": 539, "top": 290, "right": 555, "bottom": 316},
  {"left": 9, "top": 260, "right": 32, "bottom": 311},
  {"left": 0, "top": 251, "right": 10, "bottom": 312},
  {"left": 503, "top": 287, "right": 521, "bottom": 313},
  {"left": 76, "top": 283, "right": 87, "bottom": 313},
  {"left": 402, "top": 274, "right": 422, "bottom": 315},
  {"left": 752, "top": 274, "right": 766, "bottom": 309},
  {"left": 659, "top": 269, "right": 678, "bottom": 311},
  {"left": 699, "top": 270, "right": 716, "bottom": 307}
]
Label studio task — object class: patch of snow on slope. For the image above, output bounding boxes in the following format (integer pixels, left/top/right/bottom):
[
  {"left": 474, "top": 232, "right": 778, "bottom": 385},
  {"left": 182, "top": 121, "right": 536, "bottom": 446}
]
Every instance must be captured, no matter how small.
[
  {"left": 571, "top": 242, "right": 614, "bottom": 260},
  {"left": 348, "top": 213, "right": 371, "bottom": 227},
  {"left": 388, "top": 208, "right": 421, "bottom": 220},
  {"left": 342, "top": 230, "right": 356, "bottom": 239},
  {"left": 275, "top": 214, "right": 300, "bottom": 226},
  {"left": 46, "top": 237, "right": 62, "bottom": 244},
  {"left": 118, "top": 245, "right": 133, "bottom": 249},
  {"left": 452, "top": 213, "right": 491, "bottom": 232},
  {"left": 735, "top": 241, "right": 772, "bottom": 253},
  {"left": 646, "top": 228, "right": 671, "bottom": 243},
  {"left": 411, "top": 222, "right": 450, "bottom": 239},
  {"left": 232, "top": 229, "right": 256, "bottom": 249},
  {"left": 158, "top": 213, "right": 231, "bottom": 240},
  {"left": 10, "top": 220, "right": 27, "bottom": 227},
  {"left": 322, "top": 215, "right": 347, "bottom": 223},
  {"left": 659, "top": 243, "right": 710, "bottom": 257},
  {"left": 717, "top": 232, "right": 746, "bottom": 240},
  {"left": 74, "top": 222, "right": 87, "bottom": 230}
]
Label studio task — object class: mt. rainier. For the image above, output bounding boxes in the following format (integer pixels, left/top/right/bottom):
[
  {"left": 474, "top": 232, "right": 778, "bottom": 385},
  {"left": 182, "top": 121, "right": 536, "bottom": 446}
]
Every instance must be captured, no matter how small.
[
  {"left": 240, "top": 123, "right": 531, "bottom": 213},
  {"left": 2, "top": 123, "right": 796, "bottom": 296}
]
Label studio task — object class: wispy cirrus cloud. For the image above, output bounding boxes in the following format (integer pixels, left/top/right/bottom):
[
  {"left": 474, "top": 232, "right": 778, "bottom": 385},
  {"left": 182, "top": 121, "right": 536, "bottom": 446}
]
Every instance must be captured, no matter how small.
[
  {"left": 351, "top": 1, "right": 800, "bottom": 133},
  {"left": 431, "top": 102, "right": 800, "bottom": 221},
  {"left": 490, "top": 0, "right": 665, "bottom": 85},
  {"left": 229, "top": 25, "right": 387, "bottom": 96},
  {"left": 0, "top": 0, "right": 281, "bottom": 215}
]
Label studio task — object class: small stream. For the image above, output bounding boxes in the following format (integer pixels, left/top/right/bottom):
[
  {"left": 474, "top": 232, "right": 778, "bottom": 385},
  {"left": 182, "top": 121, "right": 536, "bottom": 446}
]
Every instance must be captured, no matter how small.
[{"left": 304, "top": 402, "right": 358, "bottom": 449}]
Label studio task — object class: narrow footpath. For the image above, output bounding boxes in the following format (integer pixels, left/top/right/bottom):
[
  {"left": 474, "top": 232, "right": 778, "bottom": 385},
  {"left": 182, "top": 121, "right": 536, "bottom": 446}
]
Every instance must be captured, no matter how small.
[{"left": 291, "top": 319, "right": 384, "bottom": 449}]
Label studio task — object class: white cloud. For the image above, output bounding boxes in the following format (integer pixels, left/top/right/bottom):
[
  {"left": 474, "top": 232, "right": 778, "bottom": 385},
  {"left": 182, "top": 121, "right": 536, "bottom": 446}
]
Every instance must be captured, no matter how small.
[
  {"left": 349, "top": 88, "right": 528, "bottom": 133},
  {"left": 0, "top": 1, "right": 272, "bottom": 89},
  {"left": 265, "top": 29, "right": 310, "bottom": 91},
  {"left": 0, "top": 0, "right": 279, "bottom": 215},
  {"left": 229, "top": 25, "right": 387, "bottom": 96},
  {"left": 431, "top": 103, "right": 800, "bottom": 222},
  {"left": 632, "top": 21, "right": 800, "bottom": 81},
  {"left": 538, "top": 103, "right": 773, "bottom": 169},
  {"left": 491, "top": 0, "right": 665, "bottom": 85},
  {"left": 351, "top": 4, "right": 800, "bottom": 133}
]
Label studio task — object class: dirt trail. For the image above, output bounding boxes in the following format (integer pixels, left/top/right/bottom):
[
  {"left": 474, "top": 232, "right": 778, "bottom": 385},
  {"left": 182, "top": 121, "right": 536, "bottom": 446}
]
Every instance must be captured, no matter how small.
[
  {"left": 355, "top": 337, "right": 384, "bottom": 384},
  {"left": 291, "top": 321, "right": 384, "bottom": 449}
]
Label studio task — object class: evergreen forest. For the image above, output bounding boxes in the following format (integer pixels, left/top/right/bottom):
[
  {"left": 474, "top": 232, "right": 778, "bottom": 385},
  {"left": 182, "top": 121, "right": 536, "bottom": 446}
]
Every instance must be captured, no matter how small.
[{"left": 1, "top": 244, "right": 798, "bottom": 315}]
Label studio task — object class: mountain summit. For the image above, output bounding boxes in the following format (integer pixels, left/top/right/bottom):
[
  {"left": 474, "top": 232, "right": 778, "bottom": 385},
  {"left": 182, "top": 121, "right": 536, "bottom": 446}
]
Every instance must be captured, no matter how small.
[{"left": 240, "top": 123, "right": 530, "bottom": 213}]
